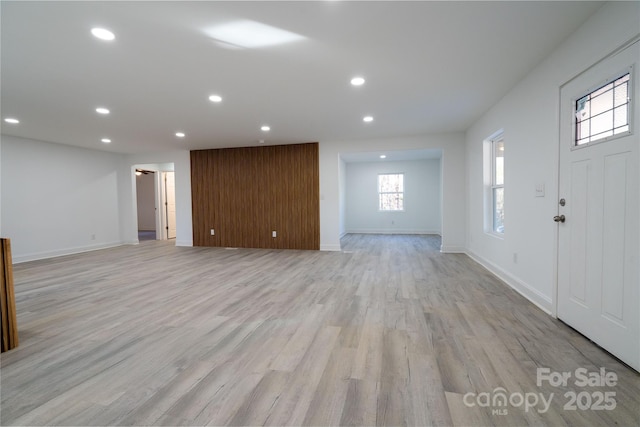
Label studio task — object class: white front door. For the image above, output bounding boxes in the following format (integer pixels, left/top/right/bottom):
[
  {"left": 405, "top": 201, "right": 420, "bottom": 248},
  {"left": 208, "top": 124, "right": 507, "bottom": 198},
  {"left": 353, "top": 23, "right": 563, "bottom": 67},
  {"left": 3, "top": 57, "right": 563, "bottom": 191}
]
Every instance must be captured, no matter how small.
[{"left": 557, "top": 40, "right": 639, "bottom": 371}]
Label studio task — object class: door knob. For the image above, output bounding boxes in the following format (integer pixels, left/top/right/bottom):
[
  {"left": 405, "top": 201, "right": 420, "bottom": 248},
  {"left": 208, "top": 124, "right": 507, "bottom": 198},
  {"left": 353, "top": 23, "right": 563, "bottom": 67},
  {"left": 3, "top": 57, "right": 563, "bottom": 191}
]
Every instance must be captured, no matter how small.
[{"left": 554, "top": 215, "right": 566, "bottom": 223}]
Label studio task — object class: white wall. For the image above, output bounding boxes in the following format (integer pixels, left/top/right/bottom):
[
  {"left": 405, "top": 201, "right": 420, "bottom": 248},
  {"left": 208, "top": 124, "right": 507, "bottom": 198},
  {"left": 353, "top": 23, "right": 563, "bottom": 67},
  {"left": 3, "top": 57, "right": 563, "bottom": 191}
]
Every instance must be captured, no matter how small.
[
  {"left": 320, "top": 133, "right": 465, "bottom": 252},
  {"left": 135, "top": 172, "right": 156, "bottom": 231},
  {"left": 464, "top": 1, "right": 640, "bottom": 313},
  {"left": 1, "top": 135, "right": 123, "bottom": 262},
  {"left": 345, "top": 159, "right": 441, "bottom": 234}
]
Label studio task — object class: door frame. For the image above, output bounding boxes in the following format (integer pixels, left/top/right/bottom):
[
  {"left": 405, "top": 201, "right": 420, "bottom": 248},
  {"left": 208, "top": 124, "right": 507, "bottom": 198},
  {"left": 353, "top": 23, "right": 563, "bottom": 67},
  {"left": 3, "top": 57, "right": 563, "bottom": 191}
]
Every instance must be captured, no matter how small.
[
  {"left": 161, "top": 171, "right": 176, "bottom": 239},
  {"left": 553, "top": 35, "right": 640, "bottom": 319},
  {"left": 133, "top": 163, "right": 176, "bottom": 242}
]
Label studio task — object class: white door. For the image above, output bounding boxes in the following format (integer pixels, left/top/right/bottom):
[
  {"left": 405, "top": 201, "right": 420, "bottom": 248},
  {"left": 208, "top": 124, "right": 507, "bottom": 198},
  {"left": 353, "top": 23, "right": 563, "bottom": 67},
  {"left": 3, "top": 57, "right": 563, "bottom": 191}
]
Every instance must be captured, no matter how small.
[
  {"left": 557, "top": 41, "right": 639, "bottom": 371},
  {"left": 164, "top": 172, "right": 177, "bottom": 239}
]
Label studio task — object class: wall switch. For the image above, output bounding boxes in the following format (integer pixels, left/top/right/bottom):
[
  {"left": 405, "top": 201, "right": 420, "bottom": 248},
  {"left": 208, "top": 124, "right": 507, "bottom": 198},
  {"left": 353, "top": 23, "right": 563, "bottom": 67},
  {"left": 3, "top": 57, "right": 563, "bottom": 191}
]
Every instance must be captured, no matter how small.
[
  {"left": 272, "top": 231, "right": 277, "bottom": 238},
  {"left": 535, "top": 183, "right": 545, "bottom": 197},
  {"left": 210, "top": 229, "right": 215, "bottom": 236},
  {"left": 513, "top": 252, "right": 518, "bottom": 264},
  {"left": 91, "top": 234, "right": 96, "bottom": 240}
]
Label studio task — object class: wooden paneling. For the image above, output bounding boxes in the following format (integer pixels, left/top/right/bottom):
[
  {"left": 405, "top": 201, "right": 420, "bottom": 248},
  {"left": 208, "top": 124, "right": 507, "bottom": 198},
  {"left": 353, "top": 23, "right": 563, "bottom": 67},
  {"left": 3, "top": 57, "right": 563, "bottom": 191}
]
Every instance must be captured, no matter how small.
[
  {"left": 1, "top": 238, "right": 18, "bottom": 352},
  {"left": 191, "top": 143, "right": 319, "bottom": 250}
]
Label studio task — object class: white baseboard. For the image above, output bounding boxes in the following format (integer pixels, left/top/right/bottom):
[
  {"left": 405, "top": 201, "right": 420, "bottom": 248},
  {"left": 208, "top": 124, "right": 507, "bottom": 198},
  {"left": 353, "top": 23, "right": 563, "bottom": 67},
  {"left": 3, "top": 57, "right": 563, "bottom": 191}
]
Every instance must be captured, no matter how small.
[
  {"left": 345, "top": 229, "right": 441, "bottom": 235},
  {"left": 320, "top": 243, "right": 342, "bottom": 251},
  {"left": 175, "top": 239, "right": 193, "bottom": 247},
  {"left": 440, "top": 246, "right": 466, "bottom": 253},
  {"left": 465, "top": 249, "right": 553, "bottom": 315},
  {"left": 13, "top": 241, "right": 125, "bottom": 264}
]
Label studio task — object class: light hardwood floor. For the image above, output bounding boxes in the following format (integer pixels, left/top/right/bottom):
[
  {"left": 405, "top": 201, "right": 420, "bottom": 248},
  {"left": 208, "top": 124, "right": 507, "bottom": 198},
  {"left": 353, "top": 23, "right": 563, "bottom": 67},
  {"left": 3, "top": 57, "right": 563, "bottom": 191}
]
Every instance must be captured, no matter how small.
[{"left": 1, "top": 234, "right": 638, "bottom": 426}]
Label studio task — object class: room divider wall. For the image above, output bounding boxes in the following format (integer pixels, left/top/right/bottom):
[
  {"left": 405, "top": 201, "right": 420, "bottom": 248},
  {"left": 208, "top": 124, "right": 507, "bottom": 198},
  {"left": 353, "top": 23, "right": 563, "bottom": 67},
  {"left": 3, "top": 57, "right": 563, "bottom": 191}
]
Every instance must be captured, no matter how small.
[{"left": 190, "top": 143, "right": 319, "bottom": 250}]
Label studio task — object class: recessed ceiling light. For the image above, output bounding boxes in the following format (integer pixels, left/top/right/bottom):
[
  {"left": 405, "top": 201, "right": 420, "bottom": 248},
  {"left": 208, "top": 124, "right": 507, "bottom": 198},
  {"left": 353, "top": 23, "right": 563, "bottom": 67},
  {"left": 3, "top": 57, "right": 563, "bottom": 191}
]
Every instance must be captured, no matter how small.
[
  {"left": 91, "top": 28, "right": 115, "bottom": 41},
  {"left": 261, "top": 125, "right": 271, "bottom": 132},
  {"left": 101, "top": 138, "right": 111, "bottom": 143},
  {"left": 380, "top": 155, "right": 386, "bottom": 159},
  {"left": 363, "top": 116, "right": 374, "bottom": 122},
  {"left": 209, "top": 94, "right": 223, "bottom": 103},
  {"left": 4, "top": 117, "right": 19, "bottom": 124},
  {"left": 259, "top": 139, "right": 265, "bottom": 144},
  {"left": 175, "top": 132, "right": 186, "bottom": 138},
  {"left": 96, "top": 107, "right": 110, "bottom": 115},
  {"left": 351, "top": 77, "right": 365, "bottom": 86}
]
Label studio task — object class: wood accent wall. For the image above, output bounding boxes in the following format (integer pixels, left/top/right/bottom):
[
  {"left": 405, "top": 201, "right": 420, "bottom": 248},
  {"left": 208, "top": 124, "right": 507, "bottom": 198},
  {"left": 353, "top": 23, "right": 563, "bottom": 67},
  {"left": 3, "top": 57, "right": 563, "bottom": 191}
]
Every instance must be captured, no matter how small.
[
  {"left": 1, "top": 238, "right": 19, "bottom": 352},
  {"left": 191, "top": 143, "right": 319, "bottom": 250}
]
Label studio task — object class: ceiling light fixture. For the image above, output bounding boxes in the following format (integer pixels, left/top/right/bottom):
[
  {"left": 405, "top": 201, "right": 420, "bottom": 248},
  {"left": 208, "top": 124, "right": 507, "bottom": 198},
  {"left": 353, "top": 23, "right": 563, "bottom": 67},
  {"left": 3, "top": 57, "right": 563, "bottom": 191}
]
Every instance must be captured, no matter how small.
[
  {"left": 351, "top": 77, "right": 365, "bottom": 86},
  {"left": 363, "top": 116, "right": 374, "bottom": 122},
  {"left": 259, "top": 139, "right": 265, "bottom": 144},
  {"left": 261, "top": 125, "right": 271, "bottom": 132},
  {"left": 4, "top": 117, "right": 19, "bottom": 124},
  {"left": 209, "top": 95, "right": 223, "bottom": 103},
  {"left": 96, "top": 107, "right": 110, "bottom": 115},
  {"left": 175, "top": 132, "right": 185, "bottom": 138},
  {"left": 204, "top": 20, "right": 305, "bottom": 49},
  {"left": 101, "top": 138, "right": 111, "bottom": 143},
  {"left": 380, "top": 155, "right": 387, "bottom": 159},
  {"left": 91, "top": 28, "right": 115, "bottom": 41}
]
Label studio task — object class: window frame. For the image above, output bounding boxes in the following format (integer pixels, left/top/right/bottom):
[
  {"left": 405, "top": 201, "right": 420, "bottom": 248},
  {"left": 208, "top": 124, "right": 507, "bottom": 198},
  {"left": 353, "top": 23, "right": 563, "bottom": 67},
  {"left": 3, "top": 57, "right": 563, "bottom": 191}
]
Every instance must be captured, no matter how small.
[
  {"left": 571, "top": 66, "right": 633, "bottom": 150},
  {"left": 485, "top": 131, "right": 504, "bottom": 237},
  {"left": 377, "top": 173, "right": 405, "bottom": 212}
]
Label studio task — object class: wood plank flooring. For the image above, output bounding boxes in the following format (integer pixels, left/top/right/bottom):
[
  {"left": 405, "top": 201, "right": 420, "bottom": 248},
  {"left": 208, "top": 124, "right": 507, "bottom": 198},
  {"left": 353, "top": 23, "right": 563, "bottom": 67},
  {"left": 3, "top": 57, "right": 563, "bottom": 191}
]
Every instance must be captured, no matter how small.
[{"left": 1, "top": 234, "right": 638, "bottom": 426}]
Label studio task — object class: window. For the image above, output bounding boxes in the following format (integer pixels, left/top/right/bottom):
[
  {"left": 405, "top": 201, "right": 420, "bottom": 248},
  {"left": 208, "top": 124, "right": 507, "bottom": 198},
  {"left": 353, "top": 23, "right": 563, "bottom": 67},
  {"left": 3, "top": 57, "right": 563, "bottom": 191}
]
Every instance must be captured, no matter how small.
[
  {"left": 378, "top": 173, "right": 404, "bottom": 211},
  {"left": 575, "top": 71, "right": 631, "bottom": 146},
  {"left": 490, "top": 135, "right": 504, "bottom": 234}
]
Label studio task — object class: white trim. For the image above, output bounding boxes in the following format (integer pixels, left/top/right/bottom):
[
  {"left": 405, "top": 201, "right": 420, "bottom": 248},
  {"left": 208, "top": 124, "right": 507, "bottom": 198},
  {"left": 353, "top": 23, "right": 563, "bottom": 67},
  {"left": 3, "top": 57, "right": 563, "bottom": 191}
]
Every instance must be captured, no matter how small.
[
  {"left": 440, "top": 246, "right": 466, "bottom": 253},
  {"left": 346, "top": 229, "right": 441, "bottom": 235},
  {"left": 13, "top": 241, "right": 125, "bottom": 264},
  {"left": 320, "top": 243, "right": 342, "bottom": 251},
  {"left": 157, "top": 171, "right": 166, "bottom": 240},
  {"left": 175, "top": 239, "right": 193, "bottom": 247},
  {"left": 465, "top": 249, "right": 553, "bottom": 315}
]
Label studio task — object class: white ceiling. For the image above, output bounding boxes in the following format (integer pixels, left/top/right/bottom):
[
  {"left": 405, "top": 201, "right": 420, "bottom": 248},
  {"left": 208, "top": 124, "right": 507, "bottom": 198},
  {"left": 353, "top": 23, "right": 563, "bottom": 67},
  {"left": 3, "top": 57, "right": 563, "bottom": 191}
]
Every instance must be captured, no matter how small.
[{"left": 1, "top": 1, "right": 602, "bottom": 154}]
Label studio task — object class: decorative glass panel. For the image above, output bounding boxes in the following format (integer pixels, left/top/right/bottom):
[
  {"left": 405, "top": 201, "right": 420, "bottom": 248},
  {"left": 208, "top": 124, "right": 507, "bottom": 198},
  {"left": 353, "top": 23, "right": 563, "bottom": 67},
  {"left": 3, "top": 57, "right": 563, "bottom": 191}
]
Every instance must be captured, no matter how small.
[{"left": 575, "top": 72, "right": 631, "bottom": 146}]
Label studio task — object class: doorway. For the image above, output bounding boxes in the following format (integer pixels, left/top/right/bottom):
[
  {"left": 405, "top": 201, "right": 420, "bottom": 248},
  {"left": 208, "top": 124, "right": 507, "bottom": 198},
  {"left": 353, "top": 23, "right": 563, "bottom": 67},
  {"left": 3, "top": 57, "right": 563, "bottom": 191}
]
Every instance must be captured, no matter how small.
[
  {"left": 133, "top": 163, "right": 176, "bottom": 242},
  {"left": 557, "top": 40, "right": 639, "bottom": 370},
  {"left": 136, "top": 170, "right": 156, "bottom": 241}
]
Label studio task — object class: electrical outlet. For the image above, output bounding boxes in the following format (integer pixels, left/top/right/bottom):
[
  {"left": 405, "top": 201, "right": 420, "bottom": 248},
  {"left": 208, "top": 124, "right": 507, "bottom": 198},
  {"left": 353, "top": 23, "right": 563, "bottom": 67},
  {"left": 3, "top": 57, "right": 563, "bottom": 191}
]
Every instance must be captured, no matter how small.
[
  {"left": 91, "top": 234, "right": 96, "bottom": 240},
  {"left": 210, "top": 229, "right": 215, "bottom": 236},
  {"left": 272, "top": 231, "right": 277, "bottom": 238}
]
